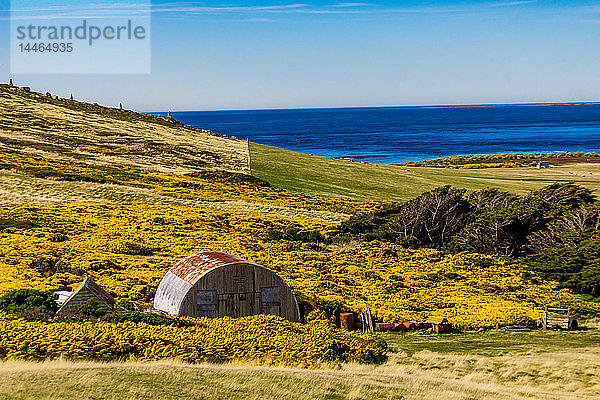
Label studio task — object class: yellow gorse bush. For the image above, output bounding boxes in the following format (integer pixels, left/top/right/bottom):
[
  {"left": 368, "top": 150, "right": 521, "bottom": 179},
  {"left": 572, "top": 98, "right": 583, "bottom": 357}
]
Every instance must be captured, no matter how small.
[
  {"left": 2, "top": 148, "right": 597, "bottom": 367},
  {"left": 0, "top": 202, "right": 597, "bottom": 329},
  {"left": 0, "top": 150, "right": 378, "bottom": 214},
  {"left": 0, "top": 313, "right": 386, "bottom": 368},
  {"left": 445, "top": 162, "right": 525, "bottom": 169}
]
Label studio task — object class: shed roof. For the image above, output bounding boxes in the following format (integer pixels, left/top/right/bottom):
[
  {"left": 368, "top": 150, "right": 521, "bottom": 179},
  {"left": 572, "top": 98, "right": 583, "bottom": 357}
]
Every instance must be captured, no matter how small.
[
  {"left": 169, "top": 251, "right": 253, "bottom": 285},
  {"left": 57, "top": 277, "right": 116, "bottom": 313}
]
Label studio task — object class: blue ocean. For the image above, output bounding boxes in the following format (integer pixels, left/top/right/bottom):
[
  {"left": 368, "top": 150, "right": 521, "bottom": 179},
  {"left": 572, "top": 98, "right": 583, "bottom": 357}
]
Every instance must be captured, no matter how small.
[{"left": 166, "top": 104, "right": 600, "bottom": 164}]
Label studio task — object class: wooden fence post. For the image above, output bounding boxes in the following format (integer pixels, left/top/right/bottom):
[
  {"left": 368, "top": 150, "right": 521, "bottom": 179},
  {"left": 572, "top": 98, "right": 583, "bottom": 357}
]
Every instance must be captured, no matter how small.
[{"left": 247, "top": 138, "right": 253, "bottom": 176}]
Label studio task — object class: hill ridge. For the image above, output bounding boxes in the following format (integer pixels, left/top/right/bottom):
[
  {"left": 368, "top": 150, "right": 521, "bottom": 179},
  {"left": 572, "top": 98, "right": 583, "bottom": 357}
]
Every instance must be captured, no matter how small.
[{"left": 0, "top": 84, "right": 250, "bottom": 175}]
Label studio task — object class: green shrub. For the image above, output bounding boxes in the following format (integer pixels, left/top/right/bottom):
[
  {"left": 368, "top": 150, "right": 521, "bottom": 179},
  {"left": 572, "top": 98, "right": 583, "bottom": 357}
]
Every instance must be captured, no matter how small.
[
  {"left": 315, "top": 299, "right": 344, "bottom": 321},
  {"left": 115, "top": 298, "right": 137, "bottom": 311},
  {"left": 0, "top": 289, "right": 57, "bottom": 315}
]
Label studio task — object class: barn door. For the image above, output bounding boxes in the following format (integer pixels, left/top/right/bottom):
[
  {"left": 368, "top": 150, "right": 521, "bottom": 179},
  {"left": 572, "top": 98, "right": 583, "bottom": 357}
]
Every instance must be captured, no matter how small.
[
  {"left": 217, "top": 293, "right": 254, "bottom": 318},
  {"left": 235, "top": 292, "right": 253, "bottom": 317}
]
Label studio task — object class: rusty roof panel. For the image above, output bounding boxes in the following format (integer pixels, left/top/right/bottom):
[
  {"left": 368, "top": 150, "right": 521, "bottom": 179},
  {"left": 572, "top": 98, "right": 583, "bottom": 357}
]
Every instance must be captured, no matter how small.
[
  {"left": 83, "top": 278, "right": 116, "bottom": 308},
  {"left": 57, "top": 277, "right": 115, "bottom": 314},
  {"left": 169, "top": 252, "right": 252, "bottom": 284}
]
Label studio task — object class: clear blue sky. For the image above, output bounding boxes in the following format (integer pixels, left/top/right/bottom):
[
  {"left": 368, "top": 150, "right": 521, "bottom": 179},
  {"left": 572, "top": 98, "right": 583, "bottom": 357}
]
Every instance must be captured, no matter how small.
[{"left": 1, "top": 0, "right": 599, "bottom": 111}]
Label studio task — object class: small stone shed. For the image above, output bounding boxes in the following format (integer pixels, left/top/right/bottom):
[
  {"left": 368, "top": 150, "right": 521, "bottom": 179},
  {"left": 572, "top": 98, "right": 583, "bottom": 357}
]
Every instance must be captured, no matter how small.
[{"left": 153, "top": 252, "right": 301, "bottom": 322}]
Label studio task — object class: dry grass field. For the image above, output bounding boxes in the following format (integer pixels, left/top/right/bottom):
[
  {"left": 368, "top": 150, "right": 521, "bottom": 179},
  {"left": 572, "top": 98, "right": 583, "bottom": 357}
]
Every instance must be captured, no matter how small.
[{"left": 2, "top": 329, "right": 599, "bottom": 400}]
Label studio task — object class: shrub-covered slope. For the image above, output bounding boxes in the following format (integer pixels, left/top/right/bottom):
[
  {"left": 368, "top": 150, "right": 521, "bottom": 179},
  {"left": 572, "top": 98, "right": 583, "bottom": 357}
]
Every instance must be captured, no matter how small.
[
  {"left": 0, "top": 202, "right": 596, "bottom": 328},
  {"left": 339, "top": 184, "right": 600, "bottom": 296}
]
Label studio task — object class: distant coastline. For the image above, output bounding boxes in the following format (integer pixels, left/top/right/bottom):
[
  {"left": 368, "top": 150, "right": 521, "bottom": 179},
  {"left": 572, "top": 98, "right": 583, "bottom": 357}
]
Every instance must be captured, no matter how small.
[
  {"left": 166, "top": 103, "right": 600, "bottom": 164},
  {"left": 331, "top": 152, "right": 600, "bottom": 166},
  {"left": 415, "top": 101, "right": 600, "bottom": 109},
  {"left": 153, "top": 100, "right": 600, "bottom": 114}
]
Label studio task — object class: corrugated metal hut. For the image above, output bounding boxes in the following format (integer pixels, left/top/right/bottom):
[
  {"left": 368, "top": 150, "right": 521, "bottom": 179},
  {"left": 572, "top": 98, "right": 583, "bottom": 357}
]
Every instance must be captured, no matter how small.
[
  {"left": 153, "top": 252, "right": 300, "bottom": 322},
  {"left": 56, "top": 277, "right": 116, "bottom": 315}
]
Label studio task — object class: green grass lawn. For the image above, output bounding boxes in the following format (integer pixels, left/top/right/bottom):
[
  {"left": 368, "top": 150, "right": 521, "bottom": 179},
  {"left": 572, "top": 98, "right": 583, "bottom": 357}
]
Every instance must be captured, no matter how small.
[
  {"left": 251, "top": 143, "right": 600, "bottom": 202},
  {"left": 383, "top": 327, "right": 600, "bottom": 357}
]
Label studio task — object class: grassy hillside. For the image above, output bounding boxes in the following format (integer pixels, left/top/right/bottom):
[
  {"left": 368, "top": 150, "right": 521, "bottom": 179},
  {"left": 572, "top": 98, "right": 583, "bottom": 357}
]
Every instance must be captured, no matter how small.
[
  {"left": 251, "top": 143, "right": 600, "bottom": 201},
  {"left": 0, "top": 149, "right": 361, "bottom": 222},
  {"left": 0, "top": 86, "right": 249, "bottom": 174},
  {"left": 3, "top": 85, "right": 599, "bottom": 204}
]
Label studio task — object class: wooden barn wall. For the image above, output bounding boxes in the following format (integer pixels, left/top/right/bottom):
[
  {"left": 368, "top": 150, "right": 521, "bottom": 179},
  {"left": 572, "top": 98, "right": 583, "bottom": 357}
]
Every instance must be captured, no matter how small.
[
  {"left": 254, "top": 265, "right": 300, "bottom": 322},
  {"left": 179, "top": 263, "right": 300, "bottom": 322},
  {"left": 58, "top": 288, "right": 113, "bottom": 314}
]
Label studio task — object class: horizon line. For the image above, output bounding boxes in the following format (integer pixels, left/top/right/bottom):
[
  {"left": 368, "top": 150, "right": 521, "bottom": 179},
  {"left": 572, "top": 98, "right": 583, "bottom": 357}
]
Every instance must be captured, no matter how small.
[{"left": 147, "top": 100, "right": 600, "bottom": 114}]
